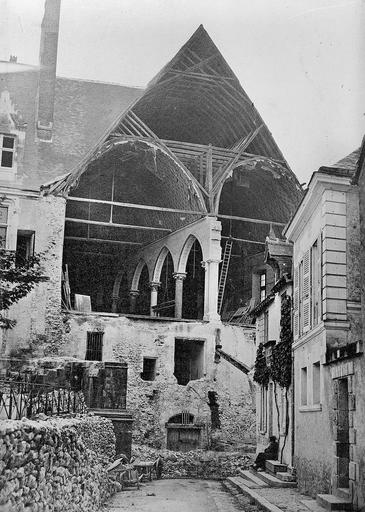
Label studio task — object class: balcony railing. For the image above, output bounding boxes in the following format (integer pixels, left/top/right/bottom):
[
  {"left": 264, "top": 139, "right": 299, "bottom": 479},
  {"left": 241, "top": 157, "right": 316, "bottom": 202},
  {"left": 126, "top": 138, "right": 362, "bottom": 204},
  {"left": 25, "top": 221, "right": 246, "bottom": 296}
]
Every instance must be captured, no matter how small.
[{"left": 0, "top": 379, "right": 87, "bottom": 420}]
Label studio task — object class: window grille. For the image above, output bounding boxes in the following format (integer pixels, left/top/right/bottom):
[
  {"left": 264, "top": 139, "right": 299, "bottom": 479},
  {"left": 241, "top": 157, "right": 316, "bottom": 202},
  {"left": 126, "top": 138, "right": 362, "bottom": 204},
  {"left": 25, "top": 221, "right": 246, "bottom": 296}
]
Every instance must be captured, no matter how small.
[{"left": 85, "top": 331, "right": 103, "bottom": 361}]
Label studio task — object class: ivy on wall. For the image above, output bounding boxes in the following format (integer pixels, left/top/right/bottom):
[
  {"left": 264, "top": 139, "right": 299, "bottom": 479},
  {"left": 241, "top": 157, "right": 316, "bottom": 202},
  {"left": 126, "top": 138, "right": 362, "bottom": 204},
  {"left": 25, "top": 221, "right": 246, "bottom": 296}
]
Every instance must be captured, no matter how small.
[
  {"left": 253, "top": 294, "right": 293, "bottom": 388},
  {"left": 253, "top": 293, "right": 293, "bottom": 462},
  {"left": 253, "top": 342, "right": 270, "bottom": 387}
]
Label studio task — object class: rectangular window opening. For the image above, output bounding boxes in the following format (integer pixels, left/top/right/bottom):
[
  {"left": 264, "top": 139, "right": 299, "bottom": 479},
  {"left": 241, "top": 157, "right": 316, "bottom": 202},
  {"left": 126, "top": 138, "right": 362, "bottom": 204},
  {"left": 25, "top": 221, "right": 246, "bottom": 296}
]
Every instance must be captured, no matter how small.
[
  {"left": 260, "top": 271, "right": 266, "bottom": 302},
  {"left": 141, "top": 357, "right": 157, "bottom": 381},
  {"left": 174, "top": 338, "right": 204, "bottom": 385},
  {"left": 1, "top": 134, "right": 16, "bottom": 169},
  {"left": 301, "top": 367, "right": 308, "bottom": 406},
  {"left": 16, "top": 230, "right": 35, "bottom": 265},
  {"left": 0, "top": 206, "right": 8, "bottom": 248},
  {"left": 312, "top": 361, "right": 321, "bottom": 404},
  {"left": 263, "top": 311, "right": 269, "bottom": 343},
  {"left": 85, "top": 331, "right": 103, "bottom": 361},
  {"left": 260, "top": 385, "right": 267, "bottom": 432}
]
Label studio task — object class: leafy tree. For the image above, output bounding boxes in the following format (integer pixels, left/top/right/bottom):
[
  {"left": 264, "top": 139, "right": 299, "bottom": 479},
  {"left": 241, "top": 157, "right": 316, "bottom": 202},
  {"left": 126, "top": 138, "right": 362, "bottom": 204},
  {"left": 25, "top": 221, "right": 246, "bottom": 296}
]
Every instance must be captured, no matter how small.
[{"left": 0, "top": 249, "right": 48, "bottom": 329}]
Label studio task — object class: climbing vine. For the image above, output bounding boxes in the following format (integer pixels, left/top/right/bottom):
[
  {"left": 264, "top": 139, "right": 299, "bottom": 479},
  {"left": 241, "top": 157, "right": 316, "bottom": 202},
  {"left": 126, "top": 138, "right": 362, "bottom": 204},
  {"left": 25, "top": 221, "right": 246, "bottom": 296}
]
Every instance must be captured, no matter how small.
[
  {"left": 271, "top": 294, "right": 293, "bottom": 388},
  {"left": 253, "top": 293, "right": 293, "bottom": 462},
  {"left": 253, "top": 342, "right": 270, "bottom": 387}
]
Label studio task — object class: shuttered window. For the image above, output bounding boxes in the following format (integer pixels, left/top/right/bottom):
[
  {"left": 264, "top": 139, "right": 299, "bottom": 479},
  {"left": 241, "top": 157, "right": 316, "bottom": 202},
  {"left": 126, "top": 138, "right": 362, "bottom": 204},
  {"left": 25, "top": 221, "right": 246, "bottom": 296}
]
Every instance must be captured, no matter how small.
[{"left": 293, "top": 237, "right": 322, "bottom": 340}]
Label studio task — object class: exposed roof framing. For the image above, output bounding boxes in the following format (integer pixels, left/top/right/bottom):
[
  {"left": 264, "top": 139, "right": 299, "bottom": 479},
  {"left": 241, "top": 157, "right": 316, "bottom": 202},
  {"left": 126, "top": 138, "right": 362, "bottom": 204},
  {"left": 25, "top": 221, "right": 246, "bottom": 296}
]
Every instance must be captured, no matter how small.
[{"left": 45, "top": 25, "right": 303, "bottom": 250}]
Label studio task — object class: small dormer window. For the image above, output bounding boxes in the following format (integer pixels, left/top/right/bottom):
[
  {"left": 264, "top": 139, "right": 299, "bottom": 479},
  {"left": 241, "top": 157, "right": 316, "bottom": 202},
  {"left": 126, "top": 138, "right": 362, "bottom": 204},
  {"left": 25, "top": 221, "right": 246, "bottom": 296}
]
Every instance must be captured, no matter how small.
[{"left": 1, "top": 135, "right": 16, "bottom": 168}]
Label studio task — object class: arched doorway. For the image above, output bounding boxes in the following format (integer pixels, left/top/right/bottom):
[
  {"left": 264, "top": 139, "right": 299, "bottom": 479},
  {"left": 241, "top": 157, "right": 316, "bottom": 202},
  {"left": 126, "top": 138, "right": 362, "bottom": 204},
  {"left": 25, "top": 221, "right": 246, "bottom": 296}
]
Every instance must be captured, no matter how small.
[{"left": 166, "top": 412, "right": 202, "bottom": 452}]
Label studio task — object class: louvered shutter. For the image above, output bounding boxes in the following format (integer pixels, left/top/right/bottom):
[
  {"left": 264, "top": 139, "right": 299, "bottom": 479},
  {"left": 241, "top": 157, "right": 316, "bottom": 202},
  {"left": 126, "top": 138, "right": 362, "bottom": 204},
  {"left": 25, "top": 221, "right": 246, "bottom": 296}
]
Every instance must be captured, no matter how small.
[
  {"left": 293, "top": 265, "right": 299, "bottom": 339},
  {"left": 302, "top": 250, "right": 311, "bottom": 333}
]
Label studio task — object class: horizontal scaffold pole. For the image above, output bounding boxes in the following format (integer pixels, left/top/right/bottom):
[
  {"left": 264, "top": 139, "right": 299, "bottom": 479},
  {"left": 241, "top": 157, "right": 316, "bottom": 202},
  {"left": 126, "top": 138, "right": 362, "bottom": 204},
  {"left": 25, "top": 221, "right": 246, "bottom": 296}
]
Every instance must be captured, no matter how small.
[{"left": 65, "top": 217, "right": 171, "bottom": 232}]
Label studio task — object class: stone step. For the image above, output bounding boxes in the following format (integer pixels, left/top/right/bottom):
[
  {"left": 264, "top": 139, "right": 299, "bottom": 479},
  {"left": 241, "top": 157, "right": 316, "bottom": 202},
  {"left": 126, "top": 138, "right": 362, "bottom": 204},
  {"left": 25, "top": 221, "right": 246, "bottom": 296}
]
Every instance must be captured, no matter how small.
[
  {"left": 249, "top": 468, "right": 297, "bottom": 488},
  {"left": 301, "top": 499, "right": 328, "bottom": 512},
  {"left": 265, "top": 460, "right": 288, "bottom": 474},
  {"left": 225, "top": 477, "right": 284, "bottom": 512},
  {"left": 335, "top": 489, "right": 350, "bottom": 500},
  {"left": 238, "top": 469, "right": 268, "bottom": 487},
  {"left": 275, "top": 471, "right": 297, "bottom": 482},
  {"left": 316, "top": 494, "right": 353, "bottom": 511}
]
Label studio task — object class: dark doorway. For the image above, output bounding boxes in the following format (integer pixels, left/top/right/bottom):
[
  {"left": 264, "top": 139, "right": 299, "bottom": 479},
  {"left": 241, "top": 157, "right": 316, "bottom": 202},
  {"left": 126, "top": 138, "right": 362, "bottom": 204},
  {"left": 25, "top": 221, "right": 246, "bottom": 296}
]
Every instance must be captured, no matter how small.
[
  {"left": 174, "top": 338, "right": 205, "bottom": 385},
  {"left": 337, "top": 379, "right": 349, "bottom": 488}
]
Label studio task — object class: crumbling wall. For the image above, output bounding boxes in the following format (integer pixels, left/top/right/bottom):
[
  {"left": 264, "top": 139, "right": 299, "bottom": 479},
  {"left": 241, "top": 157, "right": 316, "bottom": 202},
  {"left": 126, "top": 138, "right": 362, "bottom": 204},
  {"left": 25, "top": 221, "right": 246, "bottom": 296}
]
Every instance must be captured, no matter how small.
[
  {"left": 63, "top": 313, "right": 256, "bottom": 450},
  {"left": 2, "top": 194, "right": 66, "bottom": 358},
  {"left": 0, "top": 415, "right": 116, "bottom": 512}
]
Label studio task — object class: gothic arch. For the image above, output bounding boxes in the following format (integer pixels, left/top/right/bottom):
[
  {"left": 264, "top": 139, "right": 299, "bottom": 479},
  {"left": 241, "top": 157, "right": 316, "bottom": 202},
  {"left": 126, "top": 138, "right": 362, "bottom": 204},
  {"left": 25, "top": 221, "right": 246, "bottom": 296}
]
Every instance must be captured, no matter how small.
[
  {"left": 152, "top": 246, "right": 175, "bottom": 283},
  {"left": 178, "top": 235, "right": 203, "bottom": 274},
  {"left": 131, "top": 259, "right": 149, "bottom": 291}
]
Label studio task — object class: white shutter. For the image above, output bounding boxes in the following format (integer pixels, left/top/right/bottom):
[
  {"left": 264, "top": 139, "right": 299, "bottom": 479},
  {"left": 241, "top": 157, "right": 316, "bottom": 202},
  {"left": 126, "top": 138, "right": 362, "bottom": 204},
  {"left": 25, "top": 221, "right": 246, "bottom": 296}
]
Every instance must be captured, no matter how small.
[
  {"left": 293, "top": 265, "right": 299, "bottom": 339},
  {"left": 302, "top": 250, "right": 311, "bottom": 333}
]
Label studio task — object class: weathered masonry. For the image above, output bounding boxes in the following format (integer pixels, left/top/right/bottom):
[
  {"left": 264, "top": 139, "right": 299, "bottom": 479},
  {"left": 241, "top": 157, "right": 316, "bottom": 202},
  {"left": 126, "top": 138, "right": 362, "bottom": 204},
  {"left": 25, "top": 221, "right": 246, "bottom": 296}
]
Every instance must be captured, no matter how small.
[{"left": 0, "top": 0, "right": 302, "bottom": 449}]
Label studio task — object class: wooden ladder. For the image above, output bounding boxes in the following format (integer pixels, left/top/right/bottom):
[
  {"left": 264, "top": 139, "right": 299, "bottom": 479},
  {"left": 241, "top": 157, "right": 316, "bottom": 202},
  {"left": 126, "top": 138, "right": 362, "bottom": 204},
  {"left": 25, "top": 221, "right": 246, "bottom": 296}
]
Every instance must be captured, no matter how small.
[{"left": 217, "top": 238, "right": 233, "bottom": 314}]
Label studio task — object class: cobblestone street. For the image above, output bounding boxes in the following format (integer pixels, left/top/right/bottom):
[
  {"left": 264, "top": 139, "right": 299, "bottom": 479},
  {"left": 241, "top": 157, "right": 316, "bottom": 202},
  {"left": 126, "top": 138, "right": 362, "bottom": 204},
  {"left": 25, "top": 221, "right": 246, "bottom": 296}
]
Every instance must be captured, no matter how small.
[{"left": 103, "top": 479, "right": 253, "bottom": 512}]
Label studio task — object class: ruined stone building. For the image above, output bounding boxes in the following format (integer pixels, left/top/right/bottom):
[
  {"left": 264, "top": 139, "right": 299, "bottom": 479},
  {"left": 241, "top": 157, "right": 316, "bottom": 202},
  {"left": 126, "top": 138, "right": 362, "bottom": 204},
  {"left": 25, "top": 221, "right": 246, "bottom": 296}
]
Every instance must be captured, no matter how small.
[{"left": 0, "top": 0, "right": 302, "bottom": 449}]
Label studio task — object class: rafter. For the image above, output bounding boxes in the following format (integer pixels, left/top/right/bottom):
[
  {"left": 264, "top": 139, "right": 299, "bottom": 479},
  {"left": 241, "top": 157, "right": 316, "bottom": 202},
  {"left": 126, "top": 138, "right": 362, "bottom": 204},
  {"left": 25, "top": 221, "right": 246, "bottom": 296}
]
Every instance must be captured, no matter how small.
[
  {"left": 65, "top": 218, "right": 172, "bottom": 232},
  {"left": 212, "top": 125, "right": 264, "bottom": 194}
]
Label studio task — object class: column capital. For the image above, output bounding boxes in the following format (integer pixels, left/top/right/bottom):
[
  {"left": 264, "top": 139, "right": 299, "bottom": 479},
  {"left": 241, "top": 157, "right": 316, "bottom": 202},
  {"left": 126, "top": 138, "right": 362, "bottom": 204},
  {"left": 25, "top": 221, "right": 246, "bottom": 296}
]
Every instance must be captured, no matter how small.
[
  {"left": 129, "top": 289, "right": 140, "bottom": 298},
  {"left": 149, "top": 281, "right": 161, "bottom": 291},
  {"left": 173, "top": 272, "right": 187, "bottom": 281}
]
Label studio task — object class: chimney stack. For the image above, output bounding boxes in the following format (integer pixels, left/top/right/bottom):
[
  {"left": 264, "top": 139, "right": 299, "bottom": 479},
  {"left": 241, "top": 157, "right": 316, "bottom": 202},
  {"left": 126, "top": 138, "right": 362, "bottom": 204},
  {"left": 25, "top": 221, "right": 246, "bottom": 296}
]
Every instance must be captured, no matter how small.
[{"left": 36, "top": 0, "right": 61, "bottom": 141}]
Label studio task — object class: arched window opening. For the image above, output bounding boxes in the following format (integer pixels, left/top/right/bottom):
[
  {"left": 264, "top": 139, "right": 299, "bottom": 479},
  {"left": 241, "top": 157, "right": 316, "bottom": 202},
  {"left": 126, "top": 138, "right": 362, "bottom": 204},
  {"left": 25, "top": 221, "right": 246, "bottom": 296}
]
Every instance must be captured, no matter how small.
[
  {"left": 167, "top": 412, "right": 194, "bottom": 424},
  {"left": 154, "top": 251, "right": 175, "bottom": 317},
  {"left": 135, "top": 265, "right": 150, "bottom": 315},
  {"left": 182, "top": 240, "right": 204, "bottom": 319}
]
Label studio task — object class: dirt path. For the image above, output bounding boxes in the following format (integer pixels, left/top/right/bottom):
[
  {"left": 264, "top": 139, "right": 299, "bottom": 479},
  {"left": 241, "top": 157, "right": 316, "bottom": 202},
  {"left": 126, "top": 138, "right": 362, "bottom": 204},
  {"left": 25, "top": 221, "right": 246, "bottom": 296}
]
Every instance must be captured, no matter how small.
[{"left": 103, "top": 478, "right": 246, "bottom": 512}]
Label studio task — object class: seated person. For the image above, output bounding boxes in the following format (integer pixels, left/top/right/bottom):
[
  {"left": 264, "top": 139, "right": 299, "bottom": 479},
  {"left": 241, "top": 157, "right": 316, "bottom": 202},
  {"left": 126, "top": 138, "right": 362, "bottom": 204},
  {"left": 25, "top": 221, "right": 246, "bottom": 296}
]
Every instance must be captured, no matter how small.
[{"left": 252, "top": 435, "right": 279, "bottom": 471}]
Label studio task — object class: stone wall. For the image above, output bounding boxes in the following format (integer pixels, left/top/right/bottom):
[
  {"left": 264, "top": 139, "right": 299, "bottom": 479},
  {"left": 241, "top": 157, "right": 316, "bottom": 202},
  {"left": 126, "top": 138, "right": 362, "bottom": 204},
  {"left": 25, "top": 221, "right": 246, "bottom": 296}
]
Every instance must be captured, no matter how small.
[
  {"left": 63, "top": 313, "right": 256, "bottom": 449},
  {"left": 1, "top": 194, "right": 66, "bottom": 358},
  {"left": 0, "top": 415, "right": 116, "bottom": 512}
]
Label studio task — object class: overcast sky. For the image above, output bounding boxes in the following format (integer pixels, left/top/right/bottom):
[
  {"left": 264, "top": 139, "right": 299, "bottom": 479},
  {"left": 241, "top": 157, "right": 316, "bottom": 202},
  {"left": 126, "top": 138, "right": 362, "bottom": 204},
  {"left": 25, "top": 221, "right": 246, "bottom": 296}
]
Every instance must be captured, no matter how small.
[{"left": 1, "top": 0, "right": 364, "bottom": 184}]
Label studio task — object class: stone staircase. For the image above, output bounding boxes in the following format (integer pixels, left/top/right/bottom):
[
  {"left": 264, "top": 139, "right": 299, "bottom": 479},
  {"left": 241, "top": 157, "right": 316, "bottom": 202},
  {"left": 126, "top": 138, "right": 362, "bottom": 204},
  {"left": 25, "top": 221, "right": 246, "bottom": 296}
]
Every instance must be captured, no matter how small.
[
  {"left": 301, "top": 489, "right": 353, "bottom": 512},
  {"left": 225, "top": 461, "right": 355, "bottom": 512}
]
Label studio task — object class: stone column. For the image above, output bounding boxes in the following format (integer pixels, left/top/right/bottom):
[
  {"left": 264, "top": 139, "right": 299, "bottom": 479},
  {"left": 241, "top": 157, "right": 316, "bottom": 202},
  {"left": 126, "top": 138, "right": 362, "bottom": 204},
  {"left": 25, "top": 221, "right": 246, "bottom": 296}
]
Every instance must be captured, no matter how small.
[
  {"left": 149, "top": 281, "right": 161, "bottom": 316},
  {"left": 203, "top": 259, "right": 221, "bottom": 322},
  {"left": 111, "top": 295, "right": 119, "bottom": 313},
  {"left": 129, "top": 289, "right": 140, "bottom": 313},
  {"left": 173, "top": 272, "right": 187, "bottom": 319}
]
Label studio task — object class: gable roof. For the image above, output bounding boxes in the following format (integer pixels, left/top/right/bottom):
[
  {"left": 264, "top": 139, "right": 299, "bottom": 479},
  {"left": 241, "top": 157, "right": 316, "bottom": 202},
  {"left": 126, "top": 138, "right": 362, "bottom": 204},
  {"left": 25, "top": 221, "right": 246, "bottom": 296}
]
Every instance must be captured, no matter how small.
[{"left": 0, "top": 66, "right": 143, "bottom": 189}]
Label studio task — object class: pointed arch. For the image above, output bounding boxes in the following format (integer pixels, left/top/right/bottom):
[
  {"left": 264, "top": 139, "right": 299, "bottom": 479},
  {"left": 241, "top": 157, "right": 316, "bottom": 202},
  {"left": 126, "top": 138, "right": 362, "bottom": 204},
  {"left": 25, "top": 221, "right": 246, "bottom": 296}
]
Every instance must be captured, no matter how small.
[
  {"left": 178, "top": 235, "right": 202, "bottom": 274},
  {"left": 152, "top": 246, "right": 175, "bottom": 283},
  {"left": 112, "top": 269, "right": 130, "bottom": 298},
  {"left": 131, "top": 259, "right": 149, "bottom": 291}
]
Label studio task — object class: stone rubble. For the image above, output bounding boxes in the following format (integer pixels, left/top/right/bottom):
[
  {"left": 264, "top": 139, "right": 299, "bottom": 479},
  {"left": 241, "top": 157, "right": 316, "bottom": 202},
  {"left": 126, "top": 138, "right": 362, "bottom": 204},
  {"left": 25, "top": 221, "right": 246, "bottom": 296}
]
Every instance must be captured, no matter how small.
[{"left": 131, "top": 443, "right": 254, "bottom": 480}]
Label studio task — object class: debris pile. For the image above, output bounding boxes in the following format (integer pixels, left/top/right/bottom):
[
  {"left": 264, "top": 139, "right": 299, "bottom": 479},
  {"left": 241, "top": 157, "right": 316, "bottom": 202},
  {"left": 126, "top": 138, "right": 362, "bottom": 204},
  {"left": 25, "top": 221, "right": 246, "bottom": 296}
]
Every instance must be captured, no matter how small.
[{"left": 132, "top": 444, "right": 253, "bottom": 480}]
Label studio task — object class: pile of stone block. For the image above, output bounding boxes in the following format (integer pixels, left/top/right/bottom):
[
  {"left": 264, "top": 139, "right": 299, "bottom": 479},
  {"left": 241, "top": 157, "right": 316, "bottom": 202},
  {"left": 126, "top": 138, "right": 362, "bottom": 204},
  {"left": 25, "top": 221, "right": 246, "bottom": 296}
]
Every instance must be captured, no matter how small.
[{"left": 0, "top": 414, "right": 116, "bottom": 512}]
